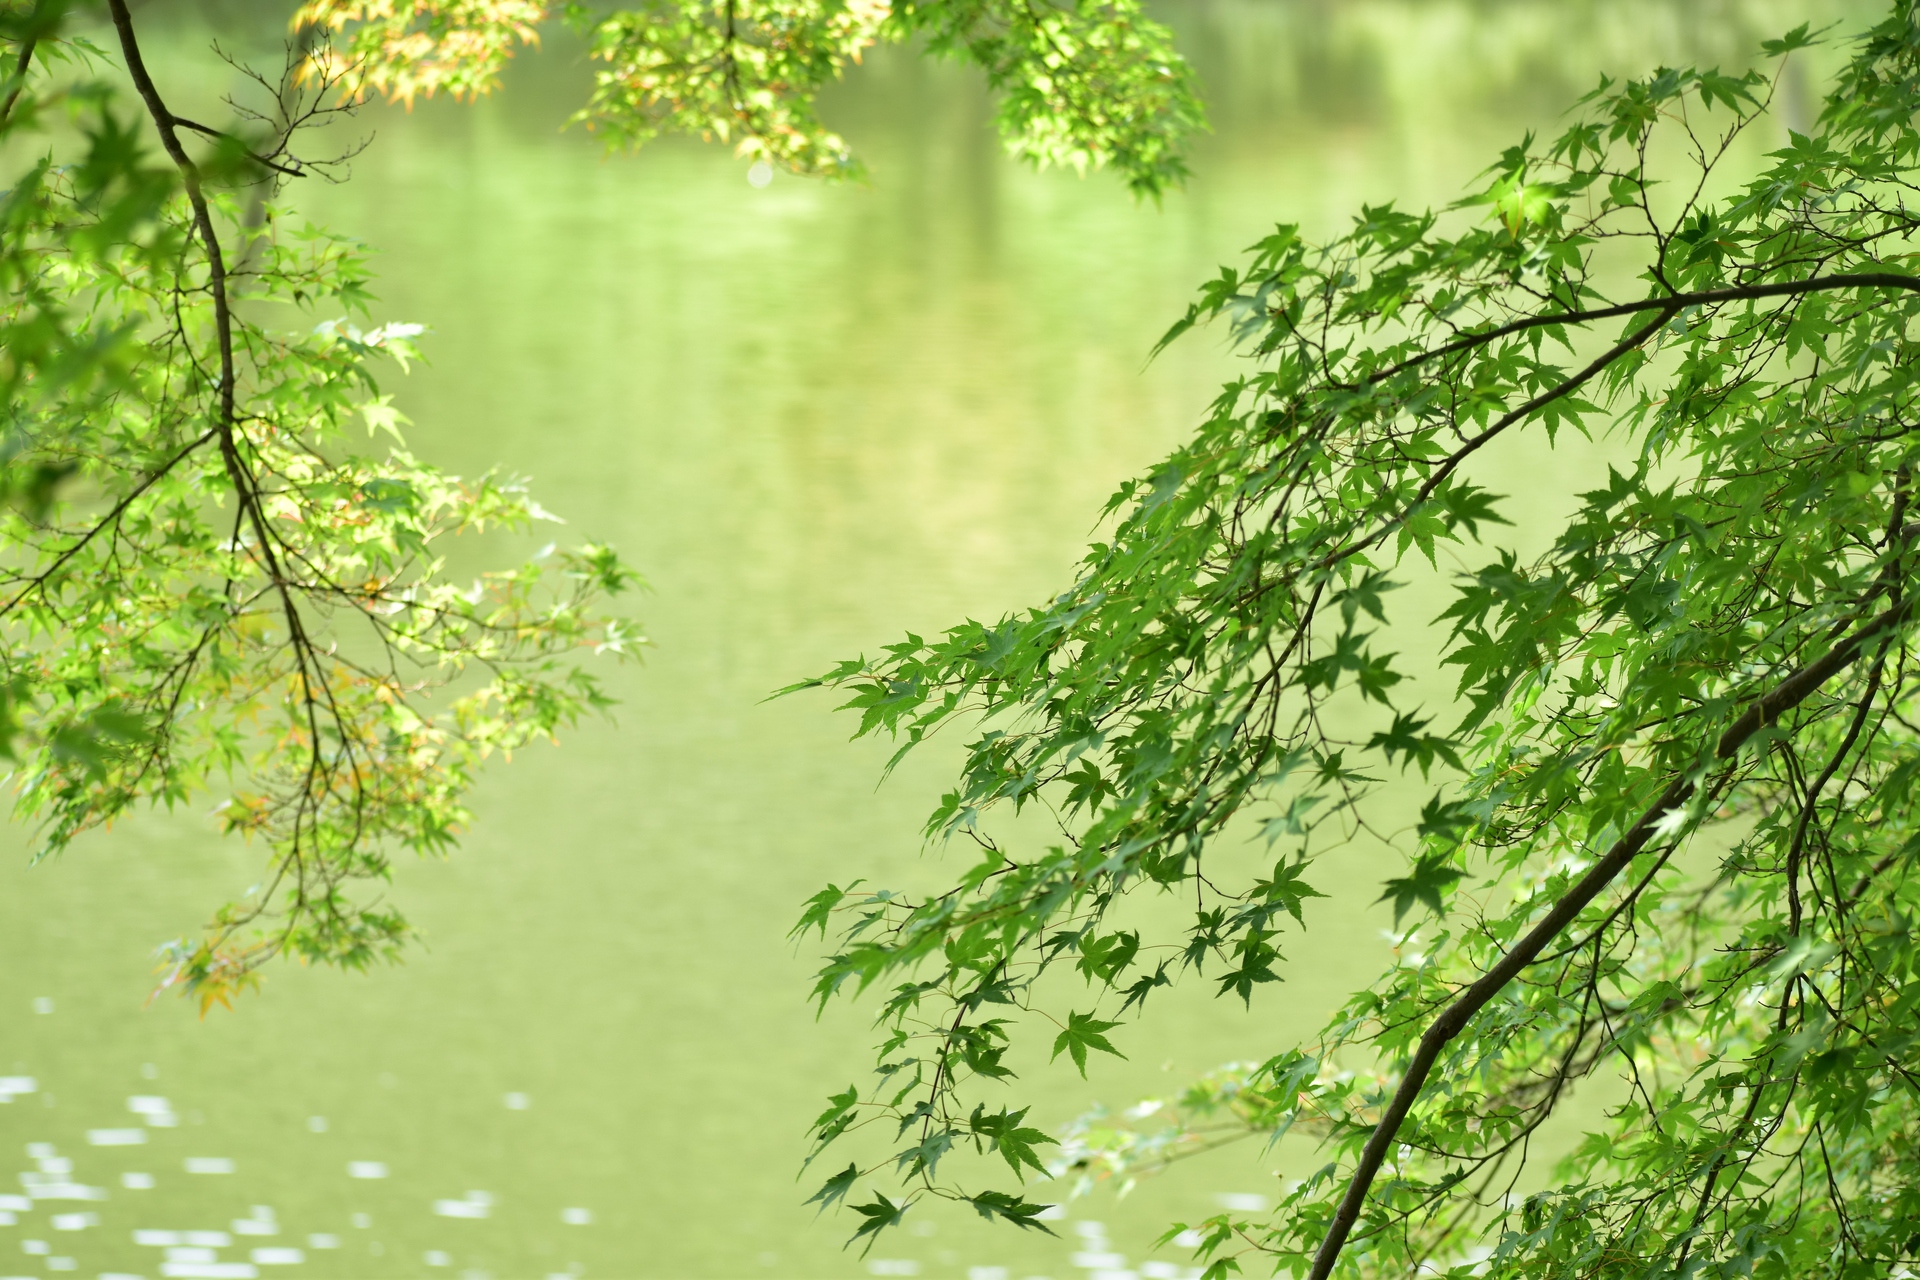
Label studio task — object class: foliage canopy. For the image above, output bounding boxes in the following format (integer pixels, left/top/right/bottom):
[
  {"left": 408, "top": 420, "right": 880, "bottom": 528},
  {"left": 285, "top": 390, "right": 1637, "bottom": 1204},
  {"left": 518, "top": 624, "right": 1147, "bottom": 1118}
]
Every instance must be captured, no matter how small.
[
  {"left": 296, "top": 0, "right": 1203, "bottom": 193},
  {"left": 798, "top": 5, "right": 1920, "bottom": 1276}
]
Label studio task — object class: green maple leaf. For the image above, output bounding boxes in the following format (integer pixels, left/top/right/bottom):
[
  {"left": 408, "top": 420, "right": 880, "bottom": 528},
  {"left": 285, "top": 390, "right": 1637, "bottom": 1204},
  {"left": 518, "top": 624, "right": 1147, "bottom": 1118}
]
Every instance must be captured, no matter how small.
[
  {"left": 1117, "top": 960, "right": 1172, "bottom": 1014},
  {"left": 969, "top": 1105, "right": 1056, "bottom": 1178},
  {"left": 791, "top": 882, "right": 859, "bottom": 940},
  {"left": 1050, "top": 1010, "right": 1126, "bottom": 1077},
  {"left": 892, "top": 1130, "right": 953, "bottom": 1180},
  {"left": 1075, "top": 930, "right": 1139, "bottom": 982},
  {"left": 966, "top": 1189, "right": 1059, "bottom": 1233},
  {"left": 1252, "top": 858, "right": 1326, "bottom": 925},
  {"left": 804, "top": 1162, "right": 859, "bottom": 1215},
  {"left": 1376, "top": 852, "right": 1465, "bottom": 926},
  {"left": 1216, "top": 940, "right": 1283, "bottom": 1007},
  {"left": 846, "top": 1192, "right": 910, "bottom": 1254}
]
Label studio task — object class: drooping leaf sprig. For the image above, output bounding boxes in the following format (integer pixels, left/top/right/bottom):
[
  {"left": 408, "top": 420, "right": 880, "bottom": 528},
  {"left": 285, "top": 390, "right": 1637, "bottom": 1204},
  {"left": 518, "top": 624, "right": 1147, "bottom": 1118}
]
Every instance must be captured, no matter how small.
[{"left": 1, "top": 1, "right": 641, "bottom": 1010}]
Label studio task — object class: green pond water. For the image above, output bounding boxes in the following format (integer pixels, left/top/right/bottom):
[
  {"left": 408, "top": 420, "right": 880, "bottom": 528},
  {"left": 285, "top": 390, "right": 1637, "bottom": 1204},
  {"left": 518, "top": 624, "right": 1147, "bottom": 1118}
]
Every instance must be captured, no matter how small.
[{"left": 0, "top": 2, "right": 1879, "bottom": 1277}]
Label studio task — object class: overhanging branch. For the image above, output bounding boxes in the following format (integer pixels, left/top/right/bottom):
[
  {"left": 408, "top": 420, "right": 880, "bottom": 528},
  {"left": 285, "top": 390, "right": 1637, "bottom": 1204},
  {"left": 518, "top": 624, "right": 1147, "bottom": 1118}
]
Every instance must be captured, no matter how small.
[
  {"left": 1306, "top": 593, "right": 1919, "bottom": 1280},
  {"left": 1366, "top": 272, "right": 1920, "bottom": 390}
]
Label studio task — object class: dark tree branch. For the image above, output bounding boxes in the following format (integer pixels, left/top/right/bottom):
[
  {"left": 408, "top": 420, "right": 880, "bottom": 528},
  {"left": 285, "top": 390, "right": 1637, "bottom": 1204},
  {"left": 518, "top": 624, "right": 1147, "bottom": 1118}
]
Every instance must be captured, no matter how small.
[
  {"left": 1323, "top": 301, "right": 1682, "bottom": 572},
  {"left": 1318, "top": 273, "right": 1920, "bottom": 578},
  {"left": 0, "top": 28, "right": 35, "bottom": 126},
  {"left": 1307, "top": 593, "right": 1919, "bottom": 1280},
  {"left": 1367, "top": 273, "right": 1920, "bottom": 392},
  {"left": 167, "top": 113, "right": 308, "bottom": 178},
  {"left": 109, "top": 0, "right": 341, "bottom": 968}
]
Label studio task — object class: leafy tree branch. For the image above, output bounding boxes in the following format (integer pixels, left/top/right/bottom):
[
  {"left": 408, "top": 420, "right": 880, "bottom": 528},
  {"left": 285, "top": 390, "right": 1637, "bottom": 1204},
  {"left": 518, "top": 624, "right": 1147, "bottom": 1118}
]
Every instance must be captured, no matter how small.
[
  {"left": 797, "top": 6, "right": 1920, "bottom": 1275},
  {"left": 295, "top": 0, "right": 1204, "bottom": 193},
  {"left": 1312, "top": 592, "right": 1917, "bottom": 1278},
  {"left": 1, "top": 1, "right": 640, "bottom": 1009}
]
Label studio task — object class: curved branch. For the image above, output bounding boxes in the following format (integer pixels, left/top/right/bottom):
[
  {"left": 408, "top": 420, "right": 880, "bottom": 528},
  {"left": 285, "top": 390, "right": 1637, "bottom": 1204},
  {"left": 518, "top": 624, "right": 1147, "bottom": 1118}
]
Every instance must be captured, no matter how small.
[
  {"left": 1306, "top": 593, "right": 1919, "bottom": 1280},
  {"left": 1321, "top": 301, "right": 1681, "bottom": 573},
  {"left": 1366, "top": 273, "right": 1920, "bottom": 392},
  {"left": 1314, "top": 273, "right": 1920, "bottom": 578},
  {"left": 110, "top": 0, "right": 342, "bottom": 965}
]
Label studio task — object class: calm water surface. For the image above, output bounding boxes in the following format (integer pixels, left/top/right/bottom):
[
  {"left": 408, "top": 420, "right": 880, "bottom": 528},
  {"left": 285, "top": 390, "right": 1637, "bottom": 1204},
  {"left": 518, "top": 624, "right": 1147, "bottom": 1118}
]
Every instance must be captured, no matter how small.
[{"left": 0, "top": 3, "right": 1874, "bottom": 1277}]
